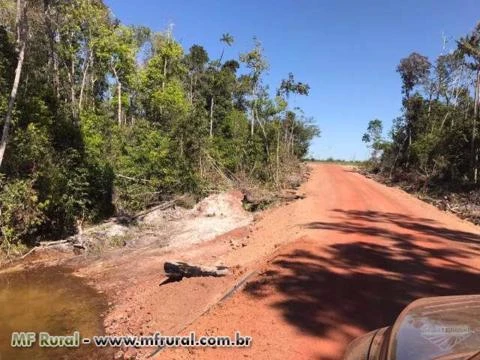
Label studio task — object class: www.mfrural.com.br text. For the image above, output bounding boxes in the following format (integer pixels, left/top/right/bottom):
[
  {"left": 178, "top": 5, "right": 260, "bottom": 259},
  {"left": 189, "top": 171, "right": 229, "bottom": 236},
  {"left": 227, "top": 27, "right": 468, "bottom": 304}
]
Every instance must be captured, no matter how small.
[{"left": 11, "top": 331, "right": 252, "bottom": 349}]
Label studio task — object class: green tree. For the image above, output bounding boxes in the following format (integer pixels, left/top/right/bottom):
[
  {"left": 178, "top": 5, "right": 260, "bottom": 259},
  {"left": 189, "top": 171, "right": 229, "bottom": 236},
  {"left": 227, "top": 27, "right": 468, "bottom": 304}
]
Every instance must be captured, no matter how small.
[
  {"left": 362, "top": 119, "right": 385, "bottom": 162},
  {"left": 240, "top": 39, "right": 269, "bottom": 136},
  {"left": 458, "top": 22, "right": 480, "bottom": 183},
  {"left": 0, "top": 1, "right": 319, "bottom": 251}
]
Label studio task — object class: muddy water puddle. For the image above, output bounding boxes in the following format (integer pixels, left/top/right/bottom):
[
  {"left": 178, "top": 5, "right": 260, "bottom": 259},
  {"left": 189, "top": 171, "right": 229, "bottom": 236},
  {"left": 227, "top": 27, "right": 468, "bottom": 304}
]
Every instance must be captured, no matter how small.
[{"left": 0, "top": 267, "right": 112, "bottom": 359}]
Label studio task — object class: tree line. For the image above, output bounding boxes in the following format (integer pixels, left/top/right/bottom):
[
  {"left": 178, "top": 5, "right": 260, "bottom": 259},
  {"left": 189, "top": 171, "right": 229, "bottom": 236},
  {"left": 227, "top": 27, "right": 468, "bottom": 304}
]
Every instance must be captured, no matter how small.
[
  {"left": 363, "top": 21, "right": 480, "bottom": 190},
  {"left": 0, "top": 0, "right": 319, "bottom": 253}
]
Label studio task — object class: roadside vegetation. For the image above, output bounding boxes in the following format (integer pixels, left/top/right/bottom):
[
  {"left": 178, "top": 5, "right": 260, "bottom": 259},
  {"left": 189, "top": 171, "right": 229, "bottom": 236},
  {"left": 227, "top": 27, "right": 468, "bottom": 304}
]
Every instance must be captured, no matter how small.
[
  {"left": 0, "top": 0, "right": 318, "bottom": 256},
  {"left": 362, "top": 21, "right": 480, "bottom": 223},
  {"left": 309, "top": 158, "right": 366, "bottom": 166}
]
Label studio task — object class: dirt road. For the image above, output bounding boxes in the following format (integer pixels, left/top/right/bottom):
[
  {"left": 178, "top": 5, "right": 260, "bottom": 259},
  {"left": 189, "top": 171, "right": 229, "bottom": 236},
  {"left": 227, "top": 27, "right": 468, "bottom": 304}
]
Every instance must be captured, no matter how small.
[{"left": 161, "top": 164, "right": 480, "bottom": 360}]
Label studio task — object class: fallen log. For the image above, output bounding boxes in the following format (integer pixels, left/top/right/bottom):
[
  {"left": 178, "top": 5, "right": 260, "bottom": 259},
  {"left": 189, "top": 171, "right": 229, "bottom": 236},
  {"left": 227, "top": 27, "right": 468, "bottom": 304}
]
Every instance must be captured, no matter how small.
[
  {"left": 164, "top": 261, "right": 229, "bottom": 280},
  {"left": 18, "top": 239, "right": 73, "bottom": 260},
  {"left": 38, "top": 239, "right": 70, "bottom": 247},
  {"left": 133, "top": 196, "right": 186, "bottom": 220},
  {"left": 279, "top": 192, "right": 306, "bottom": 201}
]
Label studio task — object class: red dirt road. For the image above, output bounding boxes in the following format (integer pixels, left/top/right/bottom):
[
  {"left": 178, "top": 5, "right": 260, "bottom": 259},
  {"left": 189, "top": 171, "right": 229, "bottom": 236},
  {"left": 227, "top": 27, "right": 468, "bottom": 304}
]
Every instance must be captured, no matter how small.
[{"left": 162, "top": 164, "right": 480, "bottom": 360}]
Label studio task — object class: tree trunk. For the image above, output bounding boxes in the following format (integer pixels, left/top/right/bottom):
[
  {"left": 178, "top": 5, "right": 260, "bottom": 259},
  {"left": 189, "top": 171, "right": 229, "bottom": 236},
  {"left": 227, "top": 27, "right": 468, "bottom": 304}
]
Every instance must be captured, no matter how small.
[
  {"left": 219, "top": 48, "right": 225, "bottom": 64},
  {"left": 250, "top": 83, "right": 258, "bottom": 136},
  {"left": 44, "top": 0, "right": 59, "bottom": 100},
  {"left": 52, "top": 43, "right": 60, "bottom": 99},
  {"left": 284, "top": 119, "right": 289, "bottom": 153},
  {"left": 289, "top": 119, "right": 296, "bottom": 155},
  {"left": 427, "top": 94, "right": 432, "bottom": 120},
  {"left": 251, "top": 98, "right": 256, "bottom": 136},
  {"left": 0, "top": 0, "right": 28, "bottom": 169},
  {"left": 112, "top": 66, "right": 122, "bottom": 126},
  {"left": 390, "top": 136, "right": 408, "bottom": 179},
  {"left": 90, "top": 55, "right": 96, "bottom": 95},
  {"left": 70, "top": 59, "right": 77, "bottom": 120},
  {"left": 276, "top": 126, "right": 280, "bottom": 185},
  {"left": 162, "top": 57, "right": 167, "bottom": 91},
  {"left": 78, "top": 54, "right": 90, "bottom": 112},
  {"left": 254, "top": 107, "right": 270, "bottom": 158},
  {"left": 209, "top": 96, "right": 214, "bottom": 137},
  {"left": 189, "top": 74, "right": 194, "bottom": 104},
  {"left": 117, "top": 81, "right": 122, "bottom": 126},
  {"left": 472, "top": 69, "right": 480, "bottom": 183}
]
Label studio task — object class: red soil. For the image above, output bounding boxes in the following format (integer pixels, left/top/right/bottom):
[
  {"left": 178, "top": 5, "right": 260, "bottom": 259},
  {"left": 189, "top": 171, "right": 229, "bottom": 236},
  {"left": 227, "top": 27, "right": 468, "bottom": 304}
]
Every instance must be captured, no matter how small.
[{"left": 158, "top": 164, "right": 480, "bottom": 360}]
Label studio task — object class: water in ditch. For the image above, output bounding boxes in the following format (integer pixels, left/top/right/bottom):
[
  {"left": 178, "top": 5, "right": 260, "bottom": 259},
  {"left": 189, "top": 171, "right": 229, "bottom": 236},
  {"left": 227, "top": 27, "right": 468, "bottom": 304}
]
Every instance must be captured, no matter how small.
[{"left": 0, "top": 266, "right": 113, "bottom": 359}]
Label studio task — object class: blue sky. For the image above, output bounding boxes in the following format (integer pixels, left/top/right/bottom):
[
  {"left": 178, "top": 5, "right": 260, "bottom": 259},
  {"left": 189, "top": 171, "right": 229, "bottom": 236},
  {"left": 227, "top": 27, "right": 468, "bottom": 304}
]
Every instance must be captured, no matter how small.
[{"left": 105, "top": 0, "right": 479, "bottom": 160}]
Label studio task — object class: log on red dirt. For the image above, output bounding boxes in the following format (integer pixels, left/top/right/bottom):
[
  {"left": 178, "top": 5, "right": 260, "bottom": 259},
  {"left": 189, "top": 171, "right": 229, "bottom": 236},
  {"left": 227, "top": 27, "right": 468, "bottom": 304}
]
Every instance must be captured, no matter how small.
[{"left": 164, "top": 261, "right": 229, "bottom": 279}]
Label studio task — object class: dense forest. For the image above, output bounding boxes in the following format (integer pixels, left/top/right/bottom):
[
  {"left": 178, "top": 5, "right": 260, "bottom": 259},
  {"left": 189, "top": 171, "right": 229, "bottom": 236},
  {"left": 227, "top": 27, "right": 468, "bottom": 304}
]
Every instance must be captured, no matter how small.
[
  {"left": 363, "top": 21, "right": 480, "bottom": 192},
  {"left": 0, "top": 0, "right": 318, "bottom": 254}
]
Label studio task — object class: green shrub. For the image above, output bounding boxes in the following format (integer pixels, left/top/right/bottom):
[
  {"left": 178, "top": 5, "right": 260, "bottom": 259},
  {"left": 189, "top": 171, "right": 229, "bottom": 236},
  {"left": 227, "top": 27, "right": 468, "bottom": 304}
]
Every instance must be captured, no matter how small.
[{"left": 0, "top": 177, "right": 46, "bottom": 249}]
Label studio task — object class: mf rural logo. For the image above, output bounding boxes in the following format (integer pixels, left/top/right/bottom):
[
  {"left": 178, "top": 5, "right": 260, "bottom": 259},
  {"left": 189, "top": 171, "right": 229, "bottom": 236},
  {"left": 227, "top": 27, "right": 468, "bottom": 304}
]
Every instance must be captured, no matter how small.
[{"left": 420, "top": 324, "right": 474, "bottom": 351}]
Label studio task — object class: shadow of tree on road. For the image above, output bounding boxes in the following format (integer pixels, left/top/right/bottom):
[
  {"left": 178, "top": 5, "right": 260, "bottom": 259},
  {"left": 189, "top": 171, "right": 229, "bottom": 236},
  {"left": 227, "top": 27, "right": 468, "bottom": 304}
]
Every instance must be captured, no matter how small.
[
  {"left": 329, "top": 209, "right": 480, "bottom": 247},
  {"left": 243, "top": 210, "right": 480, "bottom": 356}
]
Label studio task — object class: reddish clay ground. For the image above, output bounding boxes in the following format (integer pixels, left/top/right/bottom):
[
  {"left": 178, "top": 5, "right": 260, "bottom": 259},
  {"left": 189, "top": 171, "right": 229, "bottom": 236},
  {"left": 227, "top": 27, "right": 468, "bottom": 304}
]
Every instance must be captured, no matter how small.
[
  {"left": 27, "top": 163, "right": 480, "bottom": 359},
  {"left": 159, "top": 164, "right": 480, "bottom": 360}
]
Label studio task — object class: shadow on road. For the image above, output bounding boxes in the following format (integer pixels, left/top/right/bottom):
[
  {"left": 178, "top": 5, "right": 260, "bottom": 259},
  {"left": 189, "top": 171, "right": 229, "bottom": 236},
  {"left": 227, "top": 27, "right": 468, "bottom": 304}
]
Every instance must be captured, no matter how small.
[
  {"left": 329, "top": 209, "right": 480, "bottom": 247},
  {"left": 243, "top": 209, "right": 480, "bottom": 351}
]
